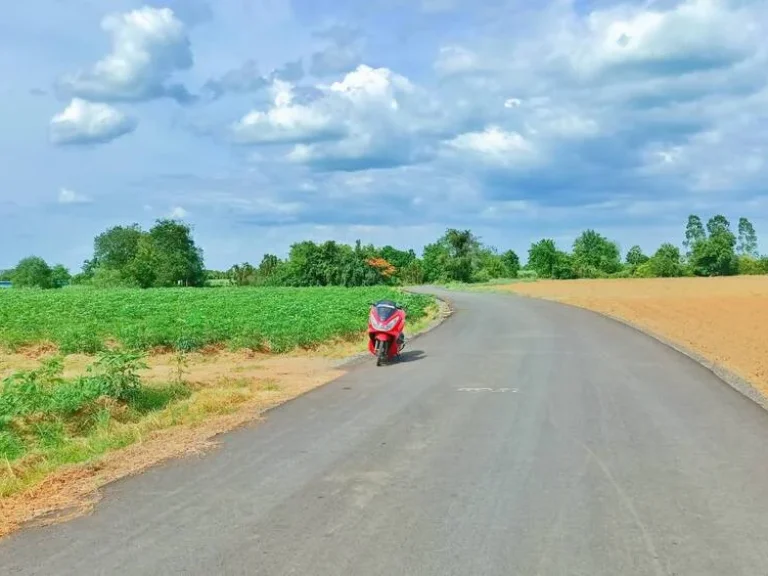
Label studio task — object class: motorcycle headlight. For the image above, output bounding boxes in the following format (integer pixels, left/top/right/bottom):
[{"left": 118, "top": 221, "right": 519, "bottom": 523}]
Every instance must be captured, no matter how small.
[{"left": 371, "top": 314, "right": 399, "bottom": 332}]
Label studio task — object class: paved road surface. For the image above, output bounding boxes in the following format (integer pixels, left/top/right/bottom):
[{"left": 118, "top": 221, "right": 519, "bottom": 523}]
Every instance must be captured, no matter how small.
[{"left": 5, "top": 288, "right": 768, "bottom": 575}]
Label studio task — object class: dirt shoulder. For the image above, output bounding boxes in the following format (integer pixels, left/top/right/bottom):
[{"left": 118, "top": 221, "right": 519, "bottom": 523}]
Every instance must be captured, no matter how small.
[
  {"left": 0, "top": 298, "right": 451, "bottom": 539},
  {"left": 497, "top": 276, "right": 768, "bottom": 398}
]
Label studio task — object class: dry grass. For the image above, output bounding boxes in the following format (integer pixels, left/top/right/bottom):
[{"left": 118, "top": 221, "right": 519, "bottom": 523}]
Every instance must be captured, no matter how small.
[
  {"left": 0, "top": 299, "right": 443, "bottom": 538},
  {"left": 0, "top": 350, "right": 345, "bottom": 537},
  {"left": 498, "top": 276, "right": 768, "bottom": 395}
]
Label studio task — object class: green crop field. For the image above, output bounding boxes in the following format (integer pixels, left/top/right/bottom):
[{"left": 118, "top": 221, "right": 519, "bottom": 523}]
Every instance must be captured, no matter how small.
[{"left": 0, "top": 287, "right": 433, "bottom": 354}]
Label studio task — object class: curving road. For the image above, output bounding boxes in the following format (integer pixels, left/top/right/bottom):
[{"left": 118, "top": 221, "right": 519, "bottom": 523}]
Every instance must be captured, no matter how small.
[{"left": 5, "top": 288, "right": 768, "bottom": 575}]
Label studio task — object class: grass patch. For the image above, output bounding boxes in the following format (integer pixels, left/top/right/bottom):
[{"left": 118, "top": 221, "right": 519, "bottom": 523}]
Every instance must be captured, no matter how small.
[
  {"left": 0, "top": 286, "right": 433, "bottom": 354},
  {"left": 0, "top": 351, "right": 203, "bottom": 497}
]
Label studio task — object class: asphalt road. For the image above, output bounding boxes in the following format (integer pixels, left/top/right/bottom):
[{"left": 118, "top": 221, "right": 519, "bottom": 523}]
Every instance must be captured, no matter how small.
[{"left": 5, "top": 288, "right": 768, "bottom": 575}]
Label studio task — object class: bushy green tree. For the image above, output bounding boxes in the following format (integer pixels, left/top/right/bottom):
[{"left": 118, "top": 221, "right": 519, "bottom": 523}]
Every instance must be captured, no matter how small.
[
  {"left": 50, "top": 264, "right": 71, "bottom": 288},
  {"left": 12, "top": 256, "right": 53, "bottom": 289},
  {"left": 626, "top": 245, "right": 649, "bottom": 268},
  {"left": 527, "top": 239, "right": 559, "bottom": 278},
  {"left": 500, "top": 250, "right": 520, "bottom": 278},
  {"left": 92, "top": 224, "right": 144, "bottom": 273},
  {"left": 649, "top": 243, "right": 684, "bottom": 277},
  {"left": 572, "top": 229, "right": 622, "bottom": 276},
  {"left": 690, "top": 215, "right": 738, "bottom": 276},
  {"left": 148, "top": 219, "right": 206, "bottom": 287}
]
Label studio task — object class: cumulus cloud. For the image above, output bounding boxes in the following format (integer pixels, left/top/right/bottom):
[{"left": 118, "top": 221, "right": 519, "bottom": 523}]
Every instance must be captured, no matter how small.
[
  {"left": 446, "top": 126, "right": 535, "bottom": 164},
  {"left": 49, "top": 99, "right": 137, "bottom": 146},
  {"left": 58, "top": 188, "right": 90, "bottom": 204},
  {"left": 231, "top": 63, "right": 432, "bottom": 170},
  {"left": 57, "top": 7, "right": 194, "bottom": 104},
  {"left": 231, "top": 80, "right": 346, "bottom": 145}
]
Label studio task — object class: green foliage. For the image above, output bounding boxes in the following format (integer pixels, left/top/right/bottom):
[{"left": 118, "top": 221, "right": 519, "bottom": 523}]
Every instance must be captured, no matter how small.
[
  {"left": 500, "top": 250, "right": 520, "bottom": 278},
  {"left": 683, "top": 214, "right": 706, "bottom": 257},
  {"left": 737, "top": 217, "right": 758, "bottom": 258},
  {"left": 50, "top": 264, "right": 71, "bottom": 288},
  {"left": 527, "top": 239, "right": 559, "bottom": 278},
  {"left": 737, "top": 255, "right": 763, "bottom": 275},
  {"left": 81, "top": 220, "right": 205, "bottom": 289},
  {"left": 11, "top": 256, "right": 53, "bottom": 289},
  {"left": 517, "top": 269, "right": 538, "bottom": 280},
  {"left": 626, "top": 245, "right": 649, "bottom": 267},
  {"left": 572, "top": 229, "right": 622, "bottom": 275},
  {"left": 0, "top": 350, "right": 191, "bottom": 463},
  {"left": 648, "top": 243, "right": 684, "bottom": 277},
  {"left": 689, "top": 215, "right": 739, "bottom": 276},
  {"left": 0, "top": 287, "right": 433, "bottom": 353}
]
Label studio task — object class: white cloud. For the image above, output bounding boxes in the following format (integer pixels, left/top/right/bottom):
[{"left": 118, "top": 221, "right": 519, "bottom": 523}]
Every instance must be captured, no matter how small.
[
  {"left": 169, "top": 206, "right": 188, "bottom": 219},
  {"left": 231, "top": 80, "right": 346, "bottom": 144},
  {"left": 57, "top": 7, "right": 194, "bottom": 103},
  {"left": 446, "top": 126, "right": 537, "bottom": 166},
  {"left": 58, "top": 188, "right": 90, "bottom": 204},
  {"left": 566, "top": 0, "right": 759, "bottom": 79},
  {"left": 49, "top": 98, "right": 137, "bottom": 146},
  {"left": 234, "top": 65, "right": 434, "bottom": 171}
]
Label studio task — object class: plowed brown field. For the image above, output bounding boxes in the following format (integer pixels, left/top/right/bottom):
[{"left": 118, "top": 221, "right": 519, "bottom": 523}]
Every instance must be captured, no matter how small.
[{"left": 498, "top": 276, "right": 768, "bottom": 396}]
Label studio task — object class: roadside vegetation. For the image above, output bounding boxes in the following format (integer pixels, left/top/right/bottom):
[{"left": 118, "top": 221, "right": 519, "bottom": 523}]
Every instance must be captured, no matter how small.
[
  {"left": 1, "top": 214, "right": 765, "bottom": 293},
  {"left": 0, "top": 287, "right": 432, "bottom": 354}
]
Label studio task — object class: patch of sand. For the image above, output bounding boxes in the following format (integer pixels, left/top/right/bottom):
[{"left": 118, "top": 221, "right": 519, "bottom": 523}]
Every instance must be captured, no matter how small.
[{"left": 499, "top": 276, "right": 768, "bottom": 395}]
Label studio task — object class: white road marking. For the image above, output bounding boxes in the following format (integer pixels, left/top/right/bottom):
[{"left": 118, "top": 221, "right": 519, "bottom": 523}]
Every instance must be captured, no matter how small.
[{"left": 457, "top": 388, "right": 519, "bottom": 393}]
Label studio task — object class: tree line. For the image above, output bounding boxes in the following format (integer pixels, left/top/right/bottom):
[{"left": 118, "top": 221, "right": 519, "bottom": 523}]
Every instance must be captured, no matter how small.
[{"left": 2, "top": 213, "right": 766, "bottom": 290}]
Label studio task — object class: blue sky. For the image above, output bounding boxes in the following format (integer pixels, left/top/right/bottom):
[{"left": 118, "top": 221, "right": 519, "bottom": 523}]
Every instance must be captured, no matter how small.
[{"left": 2, "top": 0, "right": 767, "bottom": 270}]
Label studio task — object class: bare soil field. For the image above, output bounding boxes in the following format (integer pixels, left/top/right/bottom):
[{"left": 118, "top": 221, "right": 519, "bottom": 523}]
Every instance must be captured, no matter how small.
[{"left": 498, "top": 276, "right": 768, "bottom": 396}]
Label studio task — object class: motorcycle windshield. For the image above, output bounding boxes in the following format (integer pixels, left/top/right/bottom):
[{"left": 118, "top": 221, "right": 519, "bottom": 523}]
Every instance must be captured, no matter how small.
[{"left": 375, "top": 303, "right": 398, "bottom": 321}]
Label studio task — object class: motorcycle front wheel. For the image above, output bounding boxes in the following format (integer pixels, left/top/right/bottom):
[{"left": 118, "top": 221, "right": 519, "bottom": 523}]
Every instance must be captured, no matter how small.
[{"left": 376, "top": 340, "right": 388, "bottom": 366}]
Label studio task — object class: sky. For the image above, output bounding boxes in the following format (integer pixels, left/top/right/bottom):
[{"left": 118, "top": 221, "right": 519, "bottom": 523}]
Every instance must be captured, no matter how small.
[{"left": 1, "top": 0, "right": 767, "bottom": 270}]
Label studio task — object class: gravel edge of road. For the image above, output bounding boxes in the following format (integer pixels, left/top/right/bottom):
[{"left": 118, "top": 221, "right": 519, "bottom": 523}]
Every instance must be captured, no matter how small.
[{"left": 506, "top": 292, "right": 768, "bottom": 413}]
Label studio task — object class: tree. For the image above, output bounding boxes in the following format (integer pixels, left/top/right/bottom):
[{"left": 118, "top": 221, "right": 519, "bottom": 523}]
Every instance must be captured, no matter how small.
[
  {"left": 421, "top": 241, "right": 451, "bottom": 283},
  {"left": 683, "top": 214, "right": 706, "bottom": 258},
  {"left": 258, "top": 254, "right": 281, "bottom": 278},
  {"left": 12, "top": 256, "right": 53, "bottom": 289},
  {"left": 228, "top": 263, "right": 257, "bottom": 286},
  {"left": 147, "top": 219, "right": 206, "bottom": 287},
  {"left": 649, "top": 243, "right": 684, "bottom": 277},
  {"left": 572, "top": 229, "right": 622, "bottom": 276},
  {"left": 626, "top": 245, "right": 649, "bottom": 268},
  {"left": 127, "top": 235, "right": 160, "bottom": 288},
  {"left": 50, "top": 264, "right": 71, "bottom": 288},
  {"left": 500, "top": 250, "right": 520, "bottom": 278},
  {"left": 379, "top": 246, "right": 416, "bottom": 272},
  {"left": 690, "top": 215, "right": 738, "bottom": 276},
  {"left": 92, "top": 224, "right": 144, "bottom": 272},
  {"left": 737, "top": 217, "right": 758, "bottom": 258},
  {"left": 400, "top": 259, "right": 424, "bottom": 285},
  {"left": 527, "top": 239, "right": 559, "bottom": 278}
]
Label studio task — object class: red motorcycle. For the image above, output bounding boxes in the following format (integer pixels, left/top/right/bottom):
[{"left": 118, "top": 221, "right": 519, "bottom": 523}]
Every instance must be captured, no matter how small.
[{"left": 367, "top": 299, "right": 406, "bottom": 366}]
